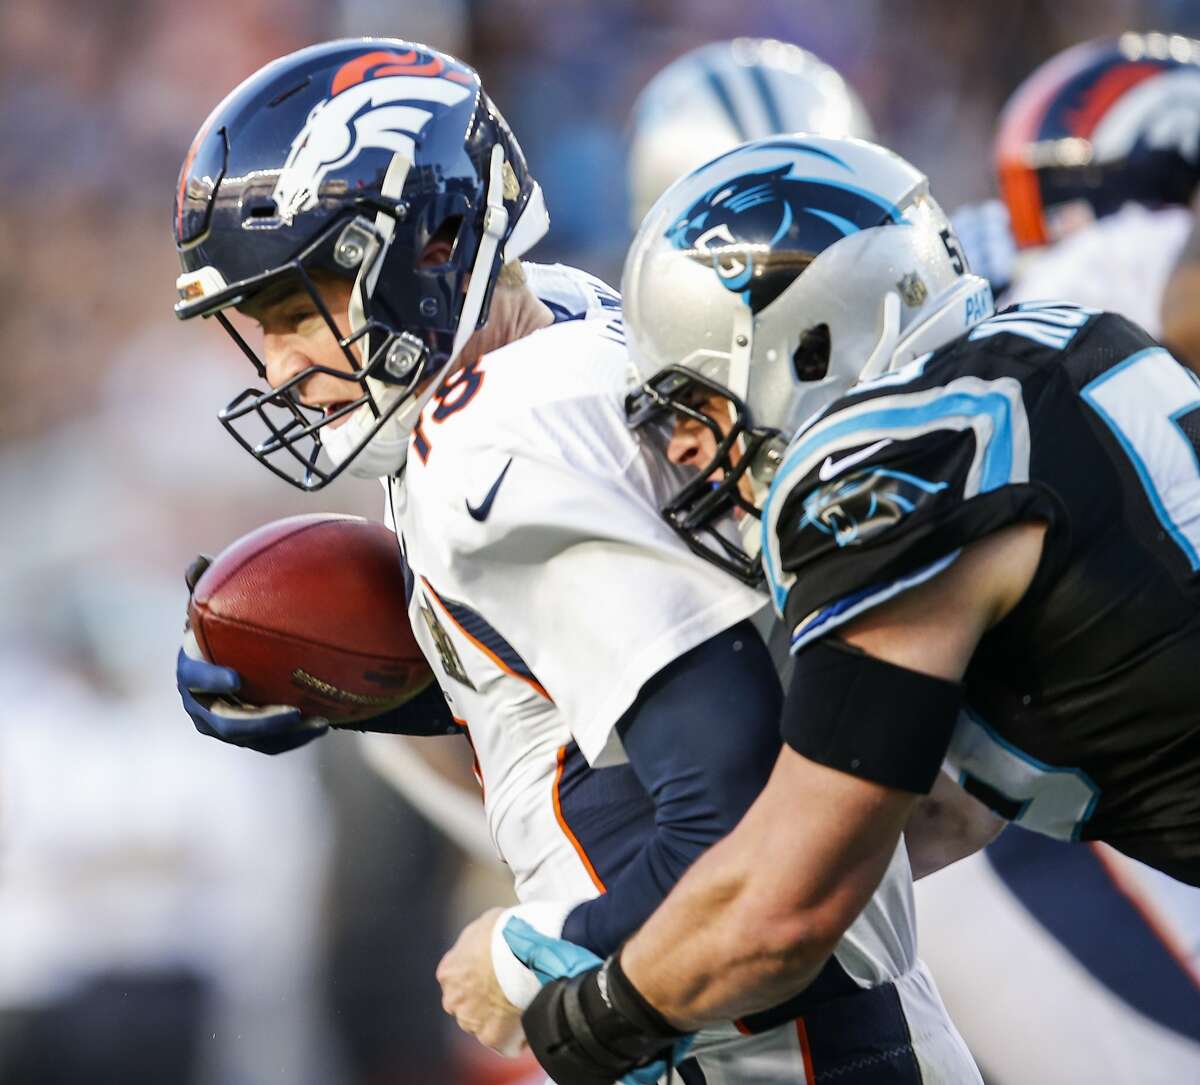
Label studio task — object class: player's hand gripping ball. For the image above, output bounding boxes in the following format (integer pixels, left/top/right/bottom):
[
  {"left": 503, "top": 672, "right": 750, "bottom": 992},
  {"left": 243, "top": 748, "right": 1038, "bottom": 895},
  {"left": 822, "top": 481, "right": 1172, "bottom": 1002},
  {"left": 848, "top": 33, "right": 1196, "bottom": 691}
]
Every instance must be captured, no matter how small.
[{"left": 186, "top": 515, "right": 432, "bottom": 725}]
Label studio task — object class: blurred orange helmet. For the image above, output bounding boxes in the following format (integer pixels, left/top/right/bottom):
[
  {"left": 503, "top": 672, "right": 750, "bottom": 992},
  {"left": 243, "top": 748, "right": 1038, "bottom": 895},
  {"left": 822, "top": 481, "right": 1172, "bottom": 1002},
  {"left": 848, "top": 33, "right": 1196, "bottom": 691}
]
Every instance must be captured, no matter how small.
[{"left": 995, "top": 32, "right": 1200, "bottom": 248}]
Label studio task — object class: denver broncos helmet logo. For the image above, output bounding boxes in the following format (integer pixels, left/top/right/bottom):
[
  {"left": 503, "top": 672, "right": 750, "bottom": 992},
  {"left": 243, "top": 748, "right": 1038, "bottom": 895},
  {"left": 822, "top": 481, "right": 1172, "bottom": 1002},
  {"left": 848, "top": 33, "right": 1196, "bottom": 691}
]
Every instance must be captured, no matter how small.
[
  {"left": 272, "top": 49, "right": 475, "bottom": 224},
  {"left": 666, "top": 159, "right": 900, "bottom": 312},
  {"left": 800, "top": 467, "right": 947, "bottom": 548}
]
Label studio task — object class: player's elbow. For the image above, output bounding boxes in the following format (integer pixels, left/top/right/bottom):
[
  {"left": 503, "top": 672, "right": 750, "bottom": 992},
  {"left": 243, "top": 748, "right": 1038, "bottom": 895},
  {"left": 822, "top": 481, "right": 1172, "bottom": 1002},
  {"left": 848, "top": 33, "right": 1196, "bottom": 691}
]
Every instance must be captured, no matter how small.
[{"left": 905, "top": 773, "right": 1006, "bottom": 879}]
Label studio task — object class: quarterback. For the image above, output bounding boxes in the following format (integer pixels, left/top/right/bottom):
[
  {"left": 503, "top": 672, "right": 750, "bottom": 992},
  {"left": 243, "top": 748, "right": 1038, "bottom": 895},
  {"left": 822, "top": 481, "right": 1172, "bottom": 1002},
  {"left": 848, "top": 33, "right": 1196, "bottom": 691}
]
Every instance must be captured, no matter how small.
[
  {"left": 172, "top": 40, "right": 979, "bottom": 1083},
  {"left": 516, "top": 130, "right": 1200, "bottom": 1082}
]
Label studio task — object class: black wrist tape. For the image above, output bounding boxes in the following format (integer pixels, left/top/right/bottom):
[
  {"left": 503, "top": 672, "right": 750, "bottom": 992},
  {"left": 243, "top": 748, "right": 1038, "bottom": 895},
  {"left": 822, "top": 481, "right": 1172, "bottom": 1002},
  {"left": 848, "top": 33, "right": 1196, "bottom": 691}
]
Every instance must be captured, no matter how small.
[
  {"left": 589, "top": 951, "right": 687, "bottom": 1043},
  {"left": 781, "top": 638, "right": 962, "bottom": 794},
  {"left": 521, "top": 959, "right": 681, "bottom": 1085}
]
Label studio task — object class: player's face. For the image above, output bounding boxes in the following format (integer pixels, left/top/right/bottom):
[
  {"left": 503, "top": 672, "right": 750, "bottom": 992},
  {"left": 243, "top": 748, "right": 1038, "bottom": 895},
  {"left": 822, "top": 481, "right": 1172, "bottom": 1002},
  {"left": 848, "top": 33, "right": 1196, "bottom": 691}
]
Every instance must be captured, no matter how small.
[
  {"left": 242, "top": 276, "right": 363, "bottom": 428},
  {"left": 666, "top": 388, "right": 757, "bottom": 507},
  {"left": 242, "top": 237, "right": 459, "bottom": 428}
]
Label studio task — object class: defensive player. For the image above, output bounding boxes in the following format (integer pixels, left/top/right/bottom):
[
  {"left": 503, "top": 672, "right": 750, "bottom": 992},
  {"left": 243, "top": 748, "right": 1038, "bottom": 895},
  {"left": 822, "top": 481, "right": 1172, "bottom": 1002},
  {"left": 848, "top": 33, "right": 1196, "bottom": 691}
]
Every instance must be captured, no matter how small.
[
  {"left": 515, "top": 132, "right": 1200, "bottom": 1082},
  {"left": 919, "top": 33, "right": 1200, "bottom": 1083},
  {"left": 172, "top": 40, "right": 979, "bottom": 1082}
]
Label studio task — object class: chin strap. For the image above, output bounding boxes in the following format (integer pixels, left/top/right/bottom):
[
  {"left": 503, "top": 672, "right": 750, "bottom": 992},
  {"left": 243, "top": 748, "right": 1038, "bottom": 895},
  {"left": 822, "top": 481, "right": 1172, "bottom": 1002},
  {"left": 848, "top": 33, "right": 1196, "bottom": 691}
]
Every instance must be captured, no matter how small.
[{"left": 451, "top": 144, "right": 511, "bottom": 363}]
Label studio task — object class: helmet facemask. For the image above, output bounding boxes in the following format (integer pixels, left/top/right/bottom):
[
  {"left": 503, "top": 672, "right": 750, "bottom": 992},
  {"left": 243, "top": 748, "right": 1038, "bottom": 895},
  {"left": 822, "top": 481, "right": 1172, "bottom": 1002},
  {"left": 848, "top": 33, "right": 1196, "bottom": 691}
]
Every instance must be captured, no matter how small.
[
  {"left": 184, "top": 209, "right": 439, "bottom": 491},
  {"left": 627, "top": 366, "right": 787, "bottom": 585},
  {"left": 173, "top": 40, "right": 548, "bottom": 490}
]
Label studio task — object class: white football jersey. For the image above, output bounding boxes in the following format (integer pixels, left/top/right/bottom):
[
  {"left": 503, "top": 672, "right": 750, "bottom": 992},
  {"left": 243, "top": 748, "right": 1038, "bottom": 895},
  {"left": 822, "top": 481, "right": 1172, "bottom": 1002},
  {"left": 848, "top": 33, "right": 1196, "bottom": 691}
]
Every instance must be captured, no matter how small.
[
  {"left": 1005, "top": 203, "right": 1192, "bottom": 337},
  {"left": 388, "top": 263, "right": 764, "bottom": 901},
  {"left": 388, "top": 264, "right": 975, "bottom": 1081}
]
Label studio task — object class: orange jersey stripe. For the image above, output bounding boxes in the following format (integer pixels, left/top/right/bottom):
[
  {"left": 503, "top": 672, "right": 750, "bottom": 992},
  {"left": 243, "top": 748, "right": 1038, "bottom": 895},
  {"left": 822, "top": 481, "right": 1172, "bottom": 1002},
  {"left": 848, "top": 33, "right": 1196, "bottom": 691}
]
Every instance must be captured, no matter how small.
[
  {"left": 795, "top": 1017, "right": 816, "bottom": 1083},
  {"left": 1091, "top": 843, "right": 1200, "bottom": 991},
  {"left": 553, "top": 745, "right": 606, "bottom": 894},
  {"left": 420, "top": 576, "right": 552, "bottom": 702}
]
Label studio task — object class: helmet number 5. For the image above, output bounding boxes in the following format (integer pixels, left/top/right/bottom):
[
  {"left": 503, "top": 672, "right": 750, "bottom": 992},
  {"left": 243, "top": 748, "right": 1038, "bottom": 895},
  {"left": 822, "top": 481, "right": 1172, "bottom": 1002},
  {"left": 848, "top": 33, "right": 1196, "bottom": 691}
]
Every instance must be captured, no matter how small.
[{"left": 939, "top": 228, "right": 965, "bottom": 275}]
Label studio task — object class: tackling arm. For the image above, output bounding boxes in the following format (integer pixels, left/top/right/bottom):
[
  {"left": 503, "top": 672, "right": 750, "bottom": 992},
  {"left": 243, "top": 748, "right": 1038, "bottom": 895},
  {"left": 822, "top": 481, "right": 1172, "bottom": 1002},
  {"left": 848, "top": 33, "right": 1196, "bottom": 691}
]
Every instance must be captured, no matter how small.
[{"left": 619, "top": 521, "right": 1045, "bottom": 1028}]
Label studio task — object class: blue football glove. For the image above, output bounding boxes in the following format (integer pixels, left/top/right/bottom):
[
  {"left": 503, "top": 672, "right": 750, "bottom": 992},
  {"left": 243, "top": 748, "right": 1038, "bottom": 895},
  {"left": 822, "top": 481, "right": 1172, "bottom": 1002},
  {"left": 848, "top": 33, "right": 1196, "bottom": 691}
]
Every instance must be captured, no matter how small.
[
  {"left": 503, "top": 918, "right": 692, "bottom": 1084},
  {"left": 178, "top": 554, "right": 328, "bottom": 755}
]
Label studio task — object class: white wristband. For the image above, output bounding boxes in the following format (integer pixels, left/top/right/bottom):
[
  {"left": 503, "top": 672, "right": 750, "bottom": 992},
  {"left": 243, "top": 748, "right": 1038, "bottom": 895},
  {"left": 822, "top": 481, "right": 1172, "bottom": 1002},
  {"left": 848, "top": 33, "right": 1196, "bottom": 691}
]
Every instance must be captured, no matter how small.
[{"left": 490, "top": 900, "right": 575, "bottom": 1010}]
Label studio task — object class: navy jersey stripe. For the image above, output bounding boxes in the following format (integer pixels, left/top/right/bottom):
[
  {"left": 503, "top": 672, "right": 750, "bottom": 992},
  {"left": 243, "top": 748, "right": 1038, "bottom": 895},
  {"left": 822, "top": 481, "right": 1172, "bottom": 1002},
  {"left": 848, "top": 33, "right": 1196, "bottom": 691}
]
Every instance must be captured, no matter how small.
[
  {"left": 986, "top": 829, "right": 1200, "bottom": 1042},
  {"left": 420, "top": 578, "right": 551, "bottom": 700}
]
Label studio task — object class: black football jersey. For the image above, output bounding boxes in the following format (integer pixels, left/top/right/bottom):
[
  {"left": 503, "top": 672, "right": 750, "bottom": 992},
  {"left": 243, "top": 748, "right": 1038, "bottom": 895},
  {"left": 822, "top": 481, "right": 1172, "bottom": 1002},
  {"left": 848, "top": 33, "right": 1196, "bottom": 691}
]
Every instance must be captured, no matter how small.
[{"left": 763, "top": 302, "right": 1200, "bottom": 884}]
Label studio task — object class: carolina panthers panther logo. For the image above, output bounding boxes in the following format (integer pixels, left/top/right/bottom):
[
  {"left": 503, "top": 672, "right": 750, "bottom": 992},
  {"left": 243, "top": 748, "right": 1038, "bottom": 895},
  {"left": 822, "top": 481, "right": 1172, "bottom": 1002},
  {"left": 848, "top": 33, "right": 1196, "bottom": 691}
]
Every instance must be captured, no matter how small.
[
  {"left": 272, "top": 50, "right": 473, "bottom": 224},
  {"left": 666, "top": 161, "right": 901, "bottom": 313},
  {"left": 801, "top": 467, "right": 947, "bottom": 547}
]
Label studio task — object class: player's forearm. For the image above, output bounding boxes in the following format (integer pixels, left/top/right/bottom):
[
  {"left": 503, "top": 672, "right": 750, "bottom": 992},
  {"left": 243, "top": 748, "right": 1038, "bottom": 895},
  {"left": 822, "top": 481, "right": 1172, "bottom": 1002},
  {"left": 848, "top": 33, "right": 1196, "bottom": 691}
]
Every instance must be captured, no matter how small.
[
  {"left": 619, "top": 746, "right": 915, "bottom": 1030},
  {"left": 620, "top": 826, "right": 842, "bottom": 1029}
]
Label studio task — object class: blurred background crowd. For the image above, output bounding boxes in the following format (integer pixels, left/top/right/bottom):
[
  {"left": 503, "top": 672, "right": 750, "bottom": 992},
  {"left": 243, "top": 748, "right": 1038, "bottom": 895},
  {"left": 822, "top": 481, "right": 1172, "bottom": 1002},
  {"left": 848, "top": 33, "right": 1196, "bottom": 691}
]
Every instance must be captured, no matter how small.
[{"left": 2, "top": 1, "right": 1200, "bottom": 1082}]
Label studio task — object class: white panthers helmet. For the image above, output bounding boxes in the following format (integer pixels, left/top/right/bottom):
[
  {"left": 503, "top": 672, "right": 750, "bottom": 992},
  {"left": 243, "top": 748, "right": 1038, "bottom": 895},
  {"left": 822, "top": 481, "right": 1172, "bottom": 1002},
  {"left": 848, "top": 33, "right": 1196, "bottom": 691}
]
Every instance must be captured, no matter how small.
[
  {"left": 624, "top": 135, "right": 994, "bottom": 582},
  {"left": 628, "top": 38, "right": 876, "bottom": 227}
]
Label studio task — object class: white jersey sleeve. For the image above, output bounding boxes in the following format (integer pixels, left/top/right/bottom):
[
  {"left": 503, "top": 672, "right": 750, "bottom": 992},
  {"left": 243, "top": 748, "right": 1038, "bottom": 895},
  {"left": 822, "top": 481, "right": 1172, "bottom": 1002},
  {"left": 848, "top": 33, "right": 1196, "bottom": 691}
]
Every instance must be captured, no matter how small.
[
  {"left": 397, "top": 312, "right": 762, "bottom": 767},
  {"left": 1005, "top": 203, "right": 1192, "bottom": 336}
]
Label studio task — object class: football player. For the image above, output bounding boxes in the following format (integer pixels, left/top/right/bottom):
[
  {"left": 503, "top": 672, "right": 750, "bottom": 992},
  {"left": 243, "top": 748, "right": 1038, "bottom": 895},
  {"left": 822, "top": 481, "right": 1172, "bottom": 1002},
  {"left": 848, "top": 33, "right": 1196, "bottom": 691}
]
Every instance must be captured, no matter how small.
[
  {"left": 515, "top": 131, "right": 1200, "bottom": 1082},
  {"left": 918, "top": 32, "right": 1200, "bottom": 1083},
  {"left": 172, "top": 40, "right": 980, "bottom": 1083},
  {"left": 360, "top": 34, "right": 881, "bottom": 874}
]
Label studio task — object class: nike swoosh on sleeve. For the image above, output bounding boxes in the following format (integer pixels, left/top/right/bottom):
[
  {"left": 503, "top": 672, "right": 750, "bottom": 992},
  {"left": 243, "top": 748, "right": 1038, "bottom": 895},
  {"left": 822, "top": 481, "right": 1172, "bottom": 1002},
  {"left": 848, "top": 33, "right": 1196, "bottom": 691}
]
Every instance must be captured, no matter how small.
[
  {"left": 817, "top": 438, "right": 893, "bottom": 482},
  {"left": 465, "top": 458, "right": 514, "bottom": 522}
]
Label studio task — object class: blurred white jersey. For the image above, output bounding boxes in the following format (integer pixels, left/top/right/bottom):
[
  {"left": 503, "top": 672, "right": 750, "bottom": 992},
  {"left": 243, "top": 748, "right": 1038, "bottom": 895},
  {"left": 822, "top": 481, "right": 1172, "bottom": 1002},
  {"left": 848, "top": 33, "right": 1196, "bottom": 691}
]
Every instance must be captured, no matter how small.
[
  {"left": 388, "top": 264, "right": 978, "bottom": 1082},
  {"left": 1005, "top": 203, "right": 1193, "bottom": 337}
]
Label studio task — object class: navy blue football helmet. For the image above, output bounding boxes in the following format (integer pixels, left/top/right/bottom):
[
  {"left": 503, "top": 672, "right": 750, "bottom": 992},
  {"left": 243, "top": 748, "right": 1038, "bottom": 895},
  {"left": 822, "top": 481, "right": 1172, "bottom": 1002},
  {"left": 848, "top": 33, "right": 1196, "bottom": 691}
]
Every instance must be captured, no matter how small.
[
  {"left": 173, "top": 39, "right": 548, "bottom": 489},
  {"left": 997, "top": 32, "right": 1200, "bottom": 248}
]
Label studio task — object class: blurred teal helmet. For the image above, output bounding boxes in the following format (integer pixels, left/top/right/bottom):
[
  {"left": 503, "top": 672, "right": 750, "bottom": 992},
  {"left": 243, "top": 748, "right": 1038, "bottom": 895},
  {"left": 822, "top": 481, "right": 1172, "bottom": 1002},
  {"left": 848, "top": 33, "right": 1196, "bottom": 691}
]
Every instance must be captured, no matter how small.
[{"left": 628, "top": 38, "right": 876, "bottom": 227}]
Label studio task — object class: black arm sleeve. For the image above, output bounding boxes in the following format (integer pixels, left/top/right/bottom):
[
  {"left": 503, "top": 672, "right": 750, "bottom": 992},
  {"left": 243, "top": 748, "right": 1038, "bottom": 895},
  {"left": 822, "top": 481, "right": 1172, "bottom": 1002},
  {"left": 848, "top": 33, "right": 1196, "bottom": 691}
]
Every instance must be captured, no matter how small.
[{"left": 561, "top": 620, "right": 781, "bottom": 956}]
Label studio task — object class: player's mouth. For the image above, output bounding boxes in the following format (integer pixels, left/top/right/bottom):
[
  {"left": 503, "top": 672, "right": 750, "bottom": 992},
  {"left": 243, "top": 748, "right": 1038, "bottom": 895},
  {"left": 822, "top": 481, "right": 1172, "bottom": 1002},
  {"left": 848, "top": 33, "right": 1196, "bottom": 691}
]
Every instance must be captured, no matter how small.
[{"left": 320, "top": 400, "right": 358, "bottom": 428}]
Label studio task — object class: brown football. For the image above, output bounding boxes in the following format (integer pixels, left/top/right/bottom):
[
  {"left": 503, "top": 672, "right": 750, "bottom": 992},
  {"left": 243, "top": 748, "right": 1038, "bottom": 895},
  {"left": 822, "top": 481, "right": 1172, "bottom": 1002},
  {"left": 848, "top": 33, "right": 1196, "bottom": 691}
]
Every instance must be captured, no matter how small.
[{"left": 188, "top": 514, "right": 432, "bottom": 723}]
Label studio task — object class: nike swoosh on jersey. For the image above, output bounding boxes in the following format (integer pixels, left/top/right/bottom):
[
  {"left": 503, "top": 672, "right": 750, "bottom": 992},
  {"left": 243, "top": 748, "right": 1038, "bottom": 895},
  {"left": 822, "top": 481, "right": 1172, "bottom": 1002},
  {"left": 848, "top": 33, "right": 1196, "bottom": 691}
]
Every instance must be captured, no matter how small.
[
  {"left": 465, "top": 458, "right": 514, "bottom": 522},
  {"left": 818, "top": 439, "right": 893, "bottom": 482}
]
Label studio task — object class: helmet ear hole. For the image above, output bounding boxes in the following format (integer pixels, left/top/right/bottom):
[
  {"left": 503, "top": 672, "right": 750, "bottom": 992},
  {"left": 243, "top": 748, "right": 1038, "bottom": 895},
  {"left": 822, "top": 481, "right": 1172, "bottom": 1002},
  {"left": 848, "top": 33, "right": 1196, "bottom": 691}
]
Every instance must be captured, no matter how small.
[{"left": 793, "top": 323, "right": 831, "bottom": 382}]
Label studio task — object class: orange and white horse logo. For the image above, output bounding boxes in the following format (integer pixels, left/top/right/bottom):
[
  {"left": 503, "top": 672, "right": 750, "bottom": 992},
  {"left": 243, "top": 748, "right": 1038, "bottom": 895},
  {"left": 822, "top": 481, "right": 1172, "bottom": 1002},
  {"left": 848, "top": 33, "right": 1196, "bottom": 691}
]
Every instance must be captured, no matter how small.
[{"left": 272, "top": 50, "right": 474, "bottom": 224}]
